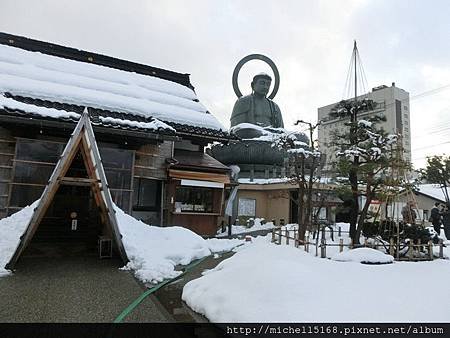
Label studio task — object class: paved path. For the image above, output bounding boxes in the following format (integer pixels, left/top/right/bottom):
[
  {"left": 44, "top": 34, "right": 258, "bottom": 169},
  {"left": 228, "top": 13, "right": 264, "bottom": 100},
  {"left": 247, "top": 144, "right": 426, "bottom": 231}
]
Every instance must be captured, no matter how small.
[
  {"left": 0, "top": 256, "right": 172, "bottom": 322},
  {"left": 154, "top": 251, "right": 235, "bottom": 322}
]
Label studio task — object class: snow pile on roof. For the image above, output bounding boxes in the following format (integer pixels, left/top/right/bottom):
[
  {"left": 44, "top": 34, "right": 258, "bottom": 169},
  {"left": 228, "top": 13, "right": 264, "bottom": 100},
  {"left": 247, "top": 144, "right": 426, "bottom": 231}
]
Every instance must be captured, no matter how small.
[
  {"left": 0, "top": 201, "right": 38, "bottom": 276},
  {"left": 0, "top": 94, "right": 80, "bottom": 120},
  {"left": 182, "top": 237, "right": 450, "bottom": 322},
  {"left": 98, "top": 116, "right": 175, "bottom": 132},
  {"left": 418, "top": 184, "right": 448, "bottom": 203},
  {"left": 216, "top": 218, "right": 275, "bottom": 237},
  {"left": 115, "top": 207, "right": 242, "bottom": 283},
  {"left": 0, "top": 44, "right": 224, "bottom": 131},
  {"left": 332, "top": 247, "right": 394, "bottom": 264}
]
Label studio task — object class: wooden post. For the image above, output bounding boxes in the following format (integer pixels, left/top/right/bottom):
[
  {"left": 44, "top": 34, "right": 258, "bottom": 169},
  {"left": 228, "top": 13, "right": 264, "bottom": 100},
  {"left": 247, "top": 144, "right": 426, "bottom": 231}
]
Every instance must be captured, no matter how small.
[
  {"left": 306, "top": 235, "right": 310, "bottom": 253},
  {"left": 349, "top": 238, "right": 353, "bottom": 249},
  {"left": 339, "top": 238, "right": 343, "bottom": 253},
  {"left": 320, "top": 238, "right": 326, "bottom": 258},
  {"left": 277, "top": 228, "right": 281, "bottom": 245},
  {"left": 408, "top": 241, "right": 414, "bottom": 260},
  {"left": 389, "top": 238, "right": 395, "bottom": 257},
  {"left": 428, "top": 240, "right": 433, "bottom": 260},
  {"left": 271, "top": 229, "right": 275, "bottom": 243},
  {"left": 285, "top": 229, "right": 289, "bottom": 245},
  {"left": 439, "top": 239, "right": 444, "bottom": 259},
  {"left": 338, "top": 226, "right": 341, "bottom": 237}
]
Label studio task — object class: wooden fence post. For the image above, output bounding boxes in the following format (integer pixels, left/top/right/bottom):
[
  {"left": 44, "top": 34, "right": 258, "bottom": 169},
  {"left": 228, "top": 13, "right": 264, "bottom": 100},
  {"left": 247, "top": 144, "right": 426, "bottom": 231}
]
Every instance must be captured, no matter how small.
[
  {"left": 285, "top": 229, "right": 289, "bottom": 245},
  {"left": 389, "top": 238, "right": 395, "bottom": 257},
  {"left": 339, "top": 238, "right": 343, "bottom": 253},
  {"left": 408, "top": 241, "right": 414, "bottom": 260},
  {"left": 439, "top": 239, "right": 444, "bottom": 259},
  {"left": 320, "top": 238, "right": 326, "bottom": 258},
  {"left": 305, "top": 235, "right": 309, "bottom": 253},
  {"left": 428, "top": 240, "right": 433, "bottom": 260},
  {"left": 338, "top": 226, "right": 341, "bottom": 237},
  {"left": 277, "top": 228, "right": 282, "bottom": 245},
  {"left": 271, "top": 229, "right": 275, "bottom": 243}
]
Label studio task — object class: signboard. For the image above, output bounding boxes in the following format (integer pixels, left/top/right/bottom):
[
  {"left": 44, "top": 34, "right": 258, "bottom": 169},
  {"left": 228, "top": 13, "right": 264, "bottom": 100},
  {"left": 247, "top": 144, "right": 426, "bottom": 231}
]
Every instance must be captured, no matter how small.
[{"left": 238, "top": 198, "right": 256, "bottom": 217}]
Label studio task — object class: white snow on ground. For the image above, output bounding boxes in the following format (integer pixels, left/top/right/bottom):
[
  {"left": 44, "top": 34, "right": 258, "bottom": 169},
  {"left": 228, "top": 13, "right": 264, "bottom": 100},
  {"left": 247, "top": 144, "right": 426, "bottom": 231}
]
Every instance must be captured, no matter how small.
[
  {"left": 115, "top": 206, "right": 242, "bottom": 283},
  {"left": 0, "top": 201, "right": 38, "bottom": 276},
  {"left": 332, "top": 247, "right": 394, "bottom": 264},
  {"left": 0, "top": 202, "right": 242, "bottom": 281},
  {"left": 182, "top": 236, "right": 450, "bottom": 322},
  {"left": 216, "top": 218, "right": 275, "bottom": 237}
]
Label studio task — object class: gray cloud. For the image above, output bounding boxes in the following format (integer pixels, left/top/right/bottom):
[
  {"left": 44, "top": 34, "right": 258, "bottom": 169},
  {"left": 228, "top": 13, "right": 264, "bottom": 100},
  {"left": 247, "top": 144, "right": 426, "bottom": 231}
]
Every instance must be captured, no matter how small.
[{"left": 0, "top": 0, "right": 449, "bottom": 168}]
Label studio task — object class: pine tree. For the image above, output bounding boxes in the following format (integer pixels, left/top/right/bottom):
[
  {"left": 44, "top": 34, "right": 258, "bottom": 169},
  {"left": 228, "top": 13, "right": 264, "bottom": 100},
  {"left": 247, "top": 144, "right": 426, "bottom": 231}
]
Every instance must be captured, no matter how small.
[{"left": 330, "top": 99, "right": 401, "bottom": 243}]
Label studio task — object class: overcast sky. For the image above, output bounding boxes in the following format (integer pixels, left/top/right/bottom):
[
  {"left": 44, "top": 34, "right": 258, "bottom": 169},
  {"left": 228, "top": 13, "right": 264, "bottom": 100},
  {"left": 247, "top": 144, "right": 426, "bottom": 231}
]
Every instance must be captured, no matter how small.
[{"left": 0, "top": 0, "right": 449, "bottom": 168}]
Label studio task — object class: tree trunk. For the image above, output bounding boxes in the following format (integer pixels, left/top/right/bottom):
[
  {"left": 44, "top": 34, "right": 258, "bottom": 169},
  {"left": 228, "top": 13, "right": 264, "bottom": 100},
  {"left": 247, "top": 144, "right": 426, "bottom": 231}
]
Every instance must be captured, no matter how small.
[
  {"left": 349, "top": 109, "right": 359, "bottom": 243},
  {"left": 305, "top": 157, "right": 316, "bottom": 232},
  {"left": 356, "top": 193, "right": 372, "bottom": 242},
  {"left": 298, "top": 182, "right": 305, "bottom": 240},
  {"left": 349, "top": 168, "right": 359, "bottom": 243}
]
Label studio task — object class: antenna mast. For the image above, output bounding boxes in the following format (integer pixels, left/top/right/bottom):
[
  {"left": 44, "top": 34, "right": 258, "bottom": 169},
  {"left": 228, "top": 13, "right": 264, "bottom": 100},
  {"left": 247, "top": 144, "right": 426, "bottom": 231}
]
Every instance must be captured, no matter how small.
[{"left": 354, "top": 40, "right": 357, "bottom": 102}]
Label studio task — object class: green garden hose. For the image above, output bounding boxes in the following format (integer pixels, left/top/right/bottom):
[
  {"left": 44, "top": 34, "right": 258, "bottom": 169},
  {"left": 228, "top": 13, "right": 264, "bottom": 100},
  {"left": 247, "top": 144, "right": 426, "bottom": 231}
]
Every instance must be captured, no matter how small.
[{"left": 113, "top": 255, "right": 210, "bottom": 323}]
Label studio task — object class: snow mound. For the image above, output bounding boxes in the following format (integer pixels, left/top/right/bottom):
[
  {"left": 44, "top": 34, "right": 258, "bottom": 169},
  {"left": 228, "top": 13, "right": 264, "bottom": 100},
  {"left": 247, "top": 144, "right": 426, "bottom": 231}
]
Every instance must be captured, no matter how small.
[
  {"left": 183, "top": 239, "right": 450, "bottom": 322},
  {"left": 115, "top": 206, "right": 242, "bottom": 284},
  {"left": 332, "top": 247, "right": 394, "bottom": 264},
  {"left": 0, "top": 201, "right": 38, "bottom": 276}
]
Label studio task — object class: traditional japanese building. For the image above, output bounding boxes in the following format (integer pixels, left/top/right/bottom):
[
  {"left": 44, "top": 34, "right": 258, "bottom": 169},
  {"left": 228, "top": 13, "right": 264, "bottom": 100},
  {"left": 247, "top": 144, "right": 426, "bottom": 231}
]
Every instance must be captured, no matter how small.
[{"left": 0, "top": 31, "right": 233, "bottom": 251}]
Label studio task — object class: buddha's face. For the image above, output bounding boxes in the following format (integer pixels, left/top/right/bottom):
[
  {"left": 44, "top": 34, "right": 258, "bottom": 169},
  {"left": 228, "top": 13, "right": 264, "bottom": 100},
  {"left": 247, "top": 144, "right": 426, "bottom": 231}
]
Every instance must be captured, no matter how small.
[{"left": 252, "top": 77, "right": 271, "bottom": 96}]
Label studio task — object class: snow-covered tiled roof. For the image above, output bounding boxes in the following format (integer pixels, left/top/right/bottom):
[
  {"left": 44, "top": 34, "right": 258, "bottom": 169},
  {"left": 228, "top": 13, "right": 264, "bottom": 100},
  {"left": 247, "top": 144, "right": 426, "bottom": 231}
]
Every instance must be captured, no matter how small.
[
  {"left": 0, "top": 34, "right": 226, "bottom": 135},
  {"left": 417, "top": 184, "right": 448, "bottom": 203}
]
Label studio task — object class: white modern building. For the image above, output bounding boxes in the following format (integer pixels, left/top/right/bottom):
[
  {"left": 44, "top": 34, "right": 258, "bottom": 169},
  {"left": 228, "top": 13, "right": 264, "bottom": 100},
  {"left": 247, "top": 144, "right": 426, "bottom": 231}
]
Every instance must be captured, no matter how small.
[{"left": 317, "top": 83, "right": 411, "bottom": 174}]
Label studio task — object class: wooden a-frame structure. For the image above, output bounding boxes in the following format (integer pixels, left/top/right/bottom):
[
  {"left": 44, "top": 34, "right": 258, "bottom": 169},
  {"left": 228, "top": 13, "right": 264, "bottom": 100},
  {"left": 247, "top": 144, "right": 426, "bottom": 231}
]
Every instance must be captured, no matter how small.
[{"left": 6, "top": 109, "right": 128, "bottom": 269}]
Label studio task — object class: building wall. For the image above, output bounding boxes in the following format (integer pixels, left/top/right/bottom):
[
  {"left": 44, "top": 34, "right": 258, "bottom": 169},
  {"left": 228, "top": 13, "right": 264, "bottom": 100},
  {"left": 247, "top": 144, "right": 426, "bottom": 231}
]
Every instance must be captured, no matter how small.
[
  {"left": 236, "top": 189, "right": 291, "bottom": 224},
  {"left": 134, "top": 141, "right": 172, "bottom": 180},
  {"left": 318, "top": 84, "right": 411, "bottom": 173},
  {"left": 0, "top": 127, "right": 15, "bottom": 219}
]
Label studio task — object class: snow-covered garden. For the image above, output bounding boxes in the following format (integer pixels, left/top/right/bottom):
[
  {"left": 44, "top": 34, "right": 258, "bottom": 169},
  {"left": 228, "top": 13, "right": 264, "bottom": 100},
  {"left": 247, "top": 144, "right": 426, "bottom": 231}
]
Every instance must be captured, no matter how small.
[{"left": 182, "top": 234, "right": 450, "bottom": 322}]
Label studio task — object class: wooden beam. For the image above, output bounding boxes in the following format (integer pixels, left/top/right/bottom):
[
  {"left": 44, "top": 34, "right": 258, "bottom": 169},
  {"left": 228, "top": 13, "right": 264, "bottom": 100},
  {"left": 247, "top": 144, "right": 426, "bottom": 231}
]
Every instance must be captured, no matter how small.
[{"left": 59, "top": 177, "right": 100, "bottom": 186}]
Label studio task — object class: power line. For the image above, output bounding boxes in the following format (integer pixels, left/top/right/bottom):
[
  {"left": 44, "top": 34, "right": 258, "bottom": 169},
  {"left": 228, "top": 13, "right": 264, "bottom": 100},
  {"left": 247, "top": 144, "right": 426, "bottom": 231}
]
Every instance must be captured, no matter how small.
[{"left": 412, "top": 140, "right": 450, "bottom": 151}]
